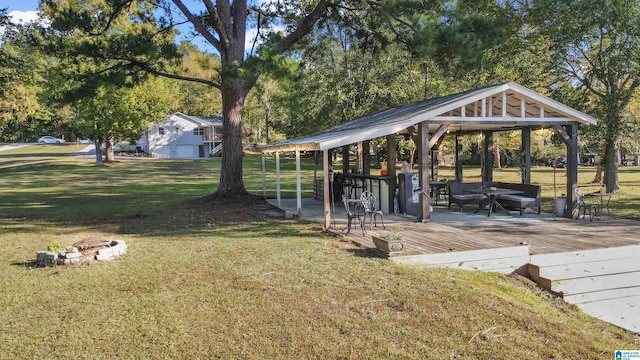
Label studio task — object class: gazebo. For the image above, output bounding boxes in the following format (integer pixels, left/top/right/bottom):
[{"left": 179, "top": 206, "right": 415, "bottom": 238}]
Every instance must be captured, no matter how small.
[{"left": 258, "top": 82, "right": 597, "bottom": 229}]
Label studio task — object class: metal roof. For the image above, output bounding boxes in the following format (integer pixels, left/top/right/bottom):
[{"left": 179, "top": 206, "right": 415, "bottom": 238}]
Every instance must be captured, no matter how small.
[
  {"left": 172, "top": 112, "right": 223, "bottom": 127},
  {"left": 258, "top": 82, "right": 597, "bottom": 153}
]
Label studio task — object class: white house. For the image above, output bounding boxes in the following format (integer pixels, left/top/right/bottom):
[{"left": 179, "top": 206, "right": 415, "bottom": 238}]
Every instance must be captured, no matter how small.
[{"left": 138, "top": 112, "right": 223, "bottom": 159}]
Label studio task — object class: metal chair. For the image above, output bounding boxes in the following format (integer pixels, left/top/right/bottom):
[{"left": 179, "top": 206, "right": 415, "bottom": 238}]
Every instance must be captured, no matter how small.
[
  {"left": 575, "top": 188, "right": 599, "bottom": 221},
  {"left": 360, "top": 191, "right": 385, "bottom": 231},
  {"left": 342, "top": 195, "right": 365, "bottom": 235}
]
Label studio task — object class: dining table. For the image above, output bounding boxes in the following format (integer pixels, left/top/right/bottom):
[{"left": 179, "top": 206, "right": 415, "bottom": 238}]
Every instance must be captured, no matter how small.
[{"left": 467, "top": 187, "right": 524, "bottom": 217}]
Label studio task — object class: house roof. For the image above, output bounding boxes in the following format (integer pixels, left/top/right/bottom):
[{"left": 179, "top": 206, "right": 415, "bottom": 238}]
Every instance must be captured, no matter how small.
[
  {"left": 171, "top": 112, "right": 222, "bottom": 127},
  {"left": 258, "top": 82, "right": 597, "bottom": 152}
]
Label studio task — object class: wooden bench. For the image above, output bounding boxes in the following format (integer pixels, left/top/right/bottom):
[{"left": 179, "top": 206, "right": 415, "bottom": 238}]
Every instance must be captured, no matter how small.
[{"left": 448, "top": 181, "right": 541, "bottom": 215}]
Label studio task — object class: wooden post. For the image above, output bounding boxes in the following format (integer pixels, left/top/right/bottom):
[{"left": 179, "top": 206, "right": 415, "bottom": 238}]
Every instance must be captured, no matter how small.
[
  {"left": 455, "top": 134, "right": 463, "bottom": 182},
  {"left": 323, "top": 149, "right": 331, "bottom": 229},
  {"left": 261, "top": 153, "right": 267, "bottom": 198},
  {"left": 483, "top": 131, "right": 493, "bottom": 183},
  {"left": 418, "top": 121, "right": 430, "bottom": 222},
  {"left": 386, "top": 134, "right": 397, "bottom": 214},
  {"left": 565, "top": 124, "right": 578, "bottom": 217},
  {"left": 522, "top": 127, "right": 531, "bottom": 184},
  {"left": 362, "top": 140, "right": 371, "bottom": 175},
  {"left": 342, "top": 145, "right": 349, "bottom": 174},
  {"left": 276, "top": 151, "right": 281, "bottom": 207},
  {"left": 296, "top": 149, "right": 302, "bottom": 217}
]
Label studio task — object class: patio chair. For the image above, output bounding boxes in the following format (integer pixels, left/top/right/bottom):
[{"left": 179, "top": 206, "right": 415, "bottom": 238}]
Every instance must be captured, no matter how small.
[
  {"left": 342, "top": 195, "right": 365, "bottom": 235},
  {"left": 360, "top": 191, "right": 385, "bottom": 231},
  {"left": 575, "top": 188, "right": 599, "bottom": 221}
]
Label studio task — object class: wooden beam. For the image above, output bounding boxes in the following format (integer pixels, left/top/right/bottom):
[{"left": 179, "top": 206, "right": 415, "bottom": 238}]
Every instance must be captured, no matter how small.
[
  {"left": 502, "top": 92, "right": 507, "bottom": 118},
  {"left": 522, "top": 128, "right": 531, "bottom": 184},
  {"left": 323, "top": 149, "right": 331, "bottom": 229},
  {"left": 428, "top": 117, "right": 573, "bottom": 125},
  {"left": 455, "top": 134, "right": 464, "bottom": 182},
  {"left": 296, "top": 150, "right": 302, "bottom": 217},
  {"left": 551, "top": 125, "right": 572, "bottom": 146},
  {"left": 342, "top": 145, "right": 349, "bottom": 174},
  {"left": 386, "top": 134, "right": 397, "bottom": 214},
  {"left": 276, "top": 151, "right": 281, "bottom": 207},
  {"left": 362, "top": 140, "right": 371, "bottom": 175},
  {"left": 418, "top": 121, "right": 430, "bottom": 222},
  {"left": 427, "top": 124, "right": 449, "bottom": 150},
  {"left": 483, "top": 131, "right": 493, "bottom": 183},
  {"left": 261, "top": 154, "right": 267, "bottom": 198},
  {"left": 564, "top": 124, "right": 578, "bottom": 218},
  {"left": 521, "top": 98, "right": 526, "bottom": 118}
]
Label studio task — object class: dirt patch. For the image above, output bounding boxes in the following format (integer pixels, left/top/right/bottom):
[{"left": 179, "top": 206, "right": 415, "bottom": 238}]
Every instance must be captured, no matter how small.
[{"left": 188, "top": 193, "right": 285, "bottom": 223}]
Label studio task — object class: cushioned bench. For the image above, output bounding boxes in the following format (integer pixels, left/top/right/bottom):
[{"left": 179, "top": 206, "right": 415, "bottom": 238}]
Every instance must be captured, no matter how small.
[
  {"left": 448, "top": 181, "right": 542, "bottom": 215},
  {"left": 447, "top": 182, "right": 486, "bottom": 212}
]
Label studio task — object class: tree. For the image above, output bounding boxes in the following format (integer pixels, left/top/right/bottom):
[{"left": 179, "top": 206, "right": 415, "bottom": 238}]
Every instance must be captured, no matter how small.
[
  {"left": 74, "top": 77, "right": 180, "bottom": 165},
  {"left": 528, "top": 0, "right": 640, "bottom": 192},
  {"left": 41, "top": 0, "right": 333, "bottom": 197}
]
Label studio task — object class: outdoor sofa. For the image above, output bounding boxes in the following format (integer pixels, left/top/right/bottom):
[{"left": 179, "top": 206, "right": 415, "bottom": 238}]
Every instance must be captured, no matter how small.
[{"left": 447, "top": 181, "right": 542, "bottom": 215}]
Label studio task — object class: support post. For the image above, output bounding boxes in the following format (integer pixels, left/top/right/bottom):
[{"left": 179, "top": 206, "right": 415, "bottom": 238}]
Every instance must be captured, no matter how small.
[
  {"left": 482, "top": 131, "right": 494, "bottom": 183},
  {"left": 296, "top": 150, "right": 302, "bottom": 217},
  {"left": 362, "top": 140, "right": 370, "bottom": 175},
  {"left": 552, "top": 124, "right": 579, "bottom": 218},
  {"left": 323, "top": 149, "right": 331, "bottom": 229},
  {"left": 418, "top": 122, "right": 430, "bottom": 221},
  {"left": 564, "top": 124, "right": 578, "bottom": 217},
  {"left": 276, "top": 151, "right": 281, "bottom": 207},
  {"left": 342, "top": 145, "right": 350, "bottom": 174},
  {"left": 522, "top": 127, "right": 531, "bottom": 184},
  {"left": 261, "top": 154, "right": 267, "bottom": 198},
  {"left": 386, "top": 134, "right": 397, "bottom": 214},
  {"left": 455, "top": 134, "right": 463, "bottom": 182}
]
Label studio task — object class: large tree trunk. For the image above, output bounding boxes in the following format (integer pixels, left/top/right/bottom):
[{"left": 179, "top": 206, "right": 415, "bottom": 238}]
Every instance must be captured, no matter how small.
[
  {"left": 104, "top": 133, "right": 115, "bottom": 162},
  {"left": 216, "top": 76, "right": 248, "bottom": 197},
  {"left": 94, "top": 139, "right": 104, "bottom": 167}
]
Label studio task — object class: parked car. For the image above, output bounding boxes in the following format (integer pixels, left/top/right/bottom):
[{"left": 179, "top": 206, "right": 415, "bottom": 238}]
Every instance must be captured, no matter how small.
[
  {"left": 78, "top": 138, "right": 94, "bottom": 144},
  {"left": 37, "top": 136, "right": 65, "bottom": 144}
]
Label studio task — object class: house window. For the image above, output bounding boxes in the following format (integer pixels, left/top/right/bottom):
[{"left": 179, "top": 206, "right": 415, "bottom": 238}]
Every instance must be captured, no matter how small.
[
  {"left": 193, "top": 128, "right": 204, "bottom": 136},
  {"left": 158, "top": 127, "right": 165, "bottom": 135}
]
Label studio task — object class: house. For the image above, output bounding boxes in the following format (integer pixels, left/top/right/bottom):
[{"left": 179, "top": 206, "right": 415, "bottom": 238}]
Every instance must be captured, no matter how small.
[{"left": 138, "top": 112, "right": 223, "bottom": 159}]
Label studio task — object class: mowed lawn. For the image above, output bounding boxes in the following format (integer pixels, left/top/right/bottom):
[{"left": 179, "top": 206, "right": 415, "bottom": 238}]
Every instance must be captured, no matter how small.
[{"left": 0, "top": 144, "right": 638, "bottom": 359}]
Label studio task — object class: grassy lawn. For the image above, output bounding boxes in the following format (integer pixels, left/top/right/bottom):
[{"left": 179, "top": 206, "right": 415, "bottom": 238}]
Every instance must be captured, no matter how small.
[{"left": 1, "top": 145, "right": 638, "bottom": 358}]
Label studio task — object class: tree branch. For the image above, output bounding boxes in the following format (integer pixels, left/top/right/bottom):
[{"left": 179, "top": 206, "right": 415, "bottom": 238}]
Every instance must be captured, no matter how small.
[
  {"left": 133, "top": 62, "right": 221, "bottom": 88},
  {"left": 275, "top": 0, "right": 331, "bottom": 53},
  {"left": 171, "top": 0, "right": 222, "bottom": 51},
  {"left": 203, "top": 0, "right": 230, "bottom": 52}
]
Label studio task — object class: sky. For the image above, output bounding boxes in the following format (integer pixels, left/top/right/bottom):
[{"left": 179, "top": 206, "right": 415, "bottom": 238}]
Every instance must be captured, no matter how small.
[
  {"left": 1, "top": 0, "right": 268, "bottom": 54},
  {"left": 3, "top": 0, "right": 41, "bottom": 24}
]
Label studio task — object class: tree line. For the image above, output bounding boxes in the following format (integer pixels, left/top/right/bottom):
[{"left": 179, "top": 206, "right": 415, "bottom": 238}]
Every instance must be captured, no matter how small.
[{"left": 1, "top": 0, "right": 640, "bottom": 196}]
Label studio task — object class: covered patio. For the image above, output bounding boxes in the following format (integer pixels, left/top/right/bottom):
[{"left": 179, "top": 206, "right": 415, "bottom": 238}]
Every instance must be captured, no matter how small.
[
  {"left": 258, "top": 83, "right": 640, "bottom": 334},
  {"left": 258, "top": 82, "right": 597, "bottom": 226}
]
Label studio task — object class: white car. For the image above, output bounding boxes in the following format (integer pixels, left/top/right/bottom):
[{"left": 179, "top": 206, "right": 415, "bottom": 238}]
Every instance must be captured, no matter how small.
[{"left": 37, "top": 136, "right": 66, "bottom": 144}]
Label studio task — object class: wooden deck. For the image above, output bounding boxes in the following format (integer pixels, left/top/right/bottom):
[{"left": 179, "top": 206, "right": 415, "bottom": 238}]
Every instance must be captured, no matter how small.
[
  {"left": 270, "top": 198, "right": 640, "bottom": 257},
  {"left": 328, "top": 206, "right": 640, "bottom": 257}
]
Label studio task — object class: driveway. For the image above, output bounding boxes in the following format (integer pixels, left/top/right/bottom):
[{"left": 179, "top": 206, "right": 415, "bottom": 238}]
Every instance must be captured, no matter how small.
[{"left": 0, "top": 143, "right": 33, "bottom": 152}]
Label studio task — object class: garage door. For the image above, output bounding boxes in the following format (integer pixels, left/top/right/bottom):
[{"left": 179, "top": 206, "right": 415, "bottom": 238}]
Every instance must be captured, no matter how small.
[{"left": 175, "top": 144, "right": 194, "bottom": 158}]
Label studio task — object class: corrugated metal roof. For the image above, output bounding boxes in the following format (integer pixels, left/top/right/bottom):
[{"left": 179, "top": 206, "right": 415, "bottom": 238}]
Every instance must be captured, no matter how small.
[{"left": 258, "top": 82, "right": 597, "bottom": 152}]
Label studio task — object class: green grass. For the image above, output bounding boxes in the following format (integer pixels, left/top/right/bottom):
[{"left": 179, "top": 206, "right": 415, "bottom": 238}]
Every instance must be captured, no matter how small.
[{"left": 0, "top": 146, "right": 638, "bottom": 358}]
